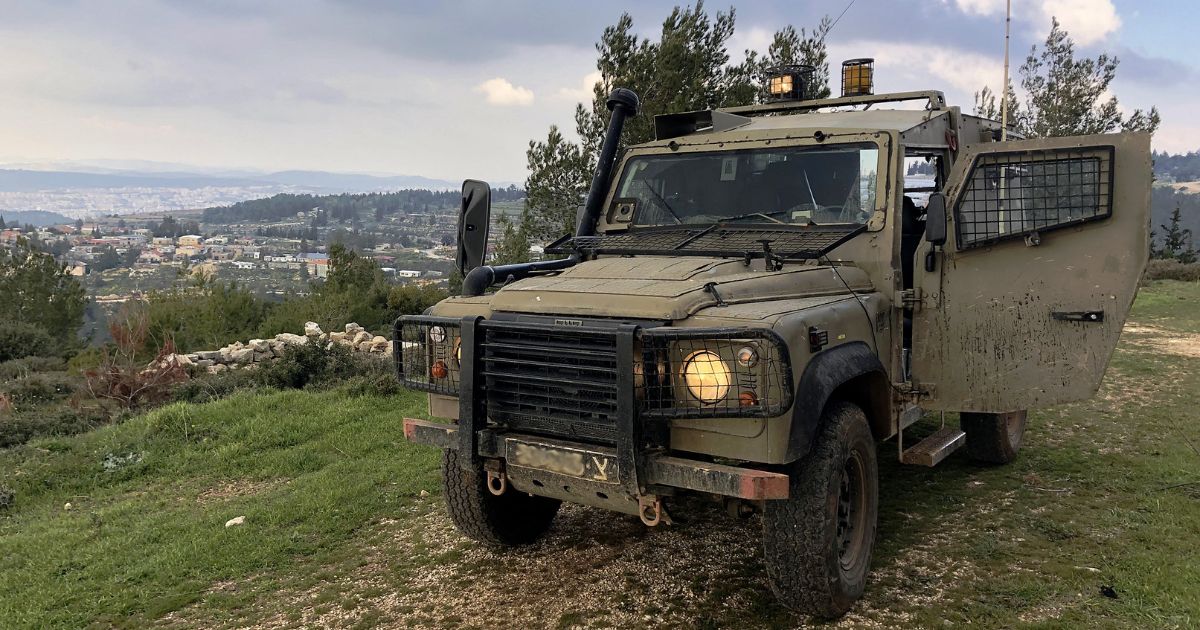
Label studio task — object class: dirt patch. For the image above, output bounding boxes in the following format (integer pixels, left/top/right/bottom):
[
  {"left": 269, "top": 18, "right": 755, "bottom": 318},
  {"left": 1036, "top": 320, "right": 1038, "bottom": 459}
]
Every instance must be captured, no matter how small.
[
  {"left": 172, "top": 491, "right": 985, "bottom": 630},
  {"left": 196, "top": 478, "right": 286, "bottom": 505},
  {"left": 1120, "top": 324, "right": 1200, "bottom": 359}
]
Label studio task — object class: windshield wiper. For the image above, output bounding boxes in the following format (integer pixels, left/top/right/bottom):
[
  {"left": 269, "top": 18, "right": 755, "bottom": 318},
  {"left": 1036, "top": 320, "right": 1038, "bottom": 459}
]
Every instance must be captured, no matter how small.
[
  {"left": 639, "top": 183, "right": 684, "bottom": 224},
  {"left": 720, "top": 210, "right": 789, "bottom": 224}
]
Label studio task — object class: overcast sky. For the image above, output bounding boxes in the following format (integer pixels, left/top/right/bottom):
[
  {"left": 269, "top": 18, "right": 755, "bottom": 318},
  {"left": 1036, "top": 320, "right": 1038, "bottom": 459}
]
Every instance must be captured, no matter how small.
[{"left": 0, "top": 0, "right": 1195, "bottom": 183}]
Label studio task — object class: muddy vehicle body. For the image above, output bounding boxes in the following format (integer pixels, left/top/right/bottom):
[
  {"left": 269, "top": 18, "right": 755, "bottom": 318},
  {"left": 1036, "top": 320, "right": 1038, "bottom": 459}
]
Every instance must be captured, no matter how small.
[{"left": 397, "top": 66, "right": 1152, "bottom": 617}]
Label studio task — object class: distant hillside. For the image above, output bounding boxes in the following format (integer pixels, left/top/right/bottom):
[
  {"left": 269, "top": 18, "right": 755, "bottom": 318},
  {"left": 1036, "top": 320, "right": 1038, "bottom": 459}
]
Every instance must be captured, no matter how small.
[
  {"left": 0, "top": 169, "right": 260, "bottom": 192},
  {"left": 0, "top": 167, "right": 458, "bottom": 193},
  {"left": 201, "top": 187, "right": 524, "bottom": 224},
  {"left": 1152, "top": 185, "right": 1200, "bottom": 244},
  {"left": 0, "top": 209, "right": 74, "bottom": 226},
  {"left": 1153, "top": 150, "right": 1200, "bottom": 183}
]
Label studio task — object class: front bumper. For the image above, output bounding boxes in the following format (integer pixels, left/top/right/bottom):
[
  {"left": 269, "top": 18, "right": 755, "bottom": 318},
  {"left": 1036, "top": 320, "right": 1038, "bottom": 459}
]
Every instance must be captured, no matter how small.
[
  {"left": 403, "top": 418, "right": 789, "bottom": 501},
  {"left": 396, "top": 314, "right": 793, "bottom": 503}
]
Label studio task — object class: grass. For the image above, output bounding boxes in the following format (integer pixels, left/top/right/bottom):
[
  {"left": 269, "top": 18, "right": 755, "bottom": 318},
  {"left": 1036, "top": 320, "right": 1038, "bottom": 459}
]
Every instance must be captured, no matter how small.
[{"left": 1, "top": 281, "right": 1198, "bottom": 628}]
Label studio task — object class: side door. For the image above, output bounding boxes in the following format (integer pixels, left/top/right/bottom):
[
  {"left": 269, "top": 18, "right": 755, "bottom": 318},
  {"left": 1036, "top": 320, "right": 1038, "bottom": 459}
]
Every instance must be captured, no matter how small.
[{"left": 911, "top": 132, "right": 1152, "bottom": 412}]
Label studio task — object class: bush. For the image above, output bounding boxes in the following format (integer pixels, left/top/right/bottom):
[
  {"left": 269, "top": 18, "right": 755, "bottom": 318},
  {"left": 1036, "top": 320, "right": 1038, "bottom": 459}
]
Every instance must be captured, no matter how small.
[
  {"left": 0, "top": 407, "right": 110, "bottom": 447},
  {"left": 1145, "top": 259, "right": 1200, "bottom": 282},
  {"left": 0, "top": 321, "right": 56, "bottom": 363},
  {"left": 83, "top": 304, "right": 188, "bottom": 410},
  {"left": 172, "top": 369, "right": 262, "bottom": 405},
  {"left": 1, "top": 373, "right": 77, "bottom": 404},
  {"left": 0, "top": 356, "right": 67, "bottom": 381}
]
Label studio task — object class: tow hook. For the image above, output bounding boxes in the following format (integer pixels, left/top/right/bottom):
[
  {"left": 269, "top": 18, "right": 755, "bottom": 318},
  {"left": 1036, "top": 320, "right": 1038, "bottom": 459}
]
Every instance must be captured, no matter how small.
[
  {"left": 484, "top": 460, "right": 507, "bottom": 496},
  {"left": 638, "top": 495, "right": 671, "bottom": 527}
]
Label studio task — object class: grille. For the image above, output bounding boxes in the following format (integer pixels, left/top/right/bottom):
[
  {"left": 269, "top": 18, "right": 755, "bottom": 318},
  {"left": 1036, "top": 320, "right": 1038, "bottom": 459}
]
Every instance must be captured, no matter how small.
[{"left": 480, "top": 322, "right": 621, "bottom": 444}]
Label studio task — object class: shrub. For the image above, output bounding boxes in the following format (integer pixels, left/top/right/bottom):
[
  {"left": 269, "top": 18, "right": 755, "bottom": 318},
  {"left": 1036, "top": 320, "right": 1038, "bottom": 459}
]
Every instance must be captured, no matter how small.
[
  {"left": 1, "top": 373, "right": 77, "bottom": 405},
  {"left": 83, "top": 304, "right": 188, "bottom": 410},
  {"left": 0, "top": 356, "right": 67, "bottom": 381},
  {"left": 0, "top": 321, "right": 55, "bottom": 363},
  {"left": 0, "top": 406, "right": 110, "bottom": 448},
  {"left": 172, "top": 369, "right": 262, "bottom": 405},
  {"left": 1145, "top": 259, "right": 1200, "bottom": 282}
]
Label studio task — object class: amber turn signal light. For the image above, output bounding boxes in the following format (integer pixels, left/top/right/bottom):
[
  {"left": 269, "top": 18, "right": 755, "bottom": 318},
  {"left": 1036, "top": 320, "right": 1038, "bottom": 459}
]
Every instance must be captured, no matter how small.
[
  {"left": 738, "top": 391, "right": 758, "bottom": 407},
  {"left": 431, "top": 360, "right": 449, "bottom": 379}
]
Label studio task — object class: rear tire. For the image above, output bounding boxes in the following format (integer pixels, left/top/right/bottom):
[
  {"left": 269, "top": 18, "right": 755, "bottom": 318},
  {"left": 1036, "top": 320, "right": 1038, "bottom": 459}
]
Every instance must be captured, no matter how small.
[
  {"left": 763, "top": 402, "right": 878, "bottom": 619},
  {"left": 960, "top": 411, "right": 1027, "bottom": 464},
  {"left": 441, "top": 449, "right": 560, "bottom": 546}
]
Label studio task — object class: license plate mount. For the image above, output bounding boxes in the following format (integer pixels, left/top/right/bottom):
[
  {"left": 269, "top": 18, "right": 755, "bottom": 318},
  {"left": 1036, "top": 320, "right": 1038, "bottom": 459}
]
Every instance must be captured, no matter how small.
[{"left": 505, "top": 438, "right": 619, "bottom": 485}]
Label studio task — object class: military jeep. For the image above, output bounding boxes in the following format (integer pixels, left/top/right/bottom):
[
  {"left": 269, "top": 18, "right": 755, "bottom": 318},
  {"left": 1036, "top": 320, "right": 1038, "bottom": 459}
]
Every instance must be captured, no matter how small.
[{"left": 395, "top": 65, "right": 1151, "bottom": 617}]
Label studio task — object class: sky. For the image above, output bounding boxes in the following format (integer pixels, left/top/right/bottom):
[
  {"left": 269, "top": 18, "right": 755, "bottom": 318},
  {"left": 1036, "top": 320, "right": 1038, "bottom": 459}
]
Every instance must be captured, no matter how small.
[{"left": 0, "top": 0, "right": 1196, "bottom": 184}]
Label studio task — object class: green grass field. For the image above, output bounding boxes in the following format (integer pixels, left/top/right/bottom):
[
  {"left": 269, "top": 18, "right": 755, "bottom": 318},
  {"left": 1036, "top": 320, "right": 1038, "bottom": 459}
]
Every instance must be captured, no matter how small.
[{"left": 2, "top": 282, "right": 1198, "bottom": 629}]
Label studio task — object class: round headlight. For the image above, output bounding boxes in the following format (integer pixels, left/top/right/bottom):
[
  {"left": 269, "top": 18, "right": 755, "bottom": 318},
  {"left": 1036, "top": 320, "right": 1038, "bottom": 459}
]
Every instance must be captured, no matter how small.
[
  {"left": 681, "top": 350, "right": 732, "bottom": 404},
  {"left": 428, "top": 325, "right": 446, "bottom": 343},
  {"left": 735, "top": 345, "right": 759, "bottom": 367}
]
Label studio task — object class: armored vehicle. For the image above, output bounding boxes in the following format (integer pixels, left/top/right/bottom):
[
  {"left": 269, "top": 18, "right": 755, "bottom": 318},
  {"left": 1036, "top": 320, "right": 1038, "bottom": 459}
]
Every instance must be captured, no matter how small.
[{"left": 396, "top": 62, "right": 1151, "bottom": 617}]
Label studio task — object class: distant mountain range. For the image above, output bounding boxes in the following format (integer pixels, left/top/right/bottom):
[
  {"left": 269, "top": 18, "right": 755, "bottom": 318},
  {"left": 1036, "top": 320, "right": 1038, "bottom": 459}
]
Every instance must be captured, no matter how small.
[{"left": 0, "top": 166, "right": 461, "bottom": 194}]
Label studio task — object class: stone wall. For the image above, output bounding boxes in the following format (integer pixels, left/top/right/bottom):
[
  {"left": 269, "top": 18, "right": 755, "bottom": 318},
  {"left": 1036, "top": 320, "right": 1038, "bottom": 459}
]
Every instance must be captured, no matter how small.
[{"left": 167, "top": 322, "right": 393, "bottom": 374}]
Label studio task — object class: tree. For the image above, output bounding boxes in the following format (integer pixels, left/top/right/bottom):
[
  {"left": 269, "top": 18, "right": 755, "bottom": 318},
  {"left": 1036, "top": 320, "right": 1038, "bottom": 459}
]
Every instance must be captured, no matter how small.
[
  {"left": 975, "top": 18, "right": 1159, "bottom": 137},
  {"left": 1155, "top": 207, "right": 1197, "bottom": 264},
  {"left": 524, "top": 126, "right": 592, "bottom": 240},
  {"left": 492, "top": 211, "right": 532, "bottom": 265},
  {"left": 0, "top": 238, "right": 87, "bottom": 342},
  {"left": 524, "top": 4, "right": 833, "bottom": 240}
]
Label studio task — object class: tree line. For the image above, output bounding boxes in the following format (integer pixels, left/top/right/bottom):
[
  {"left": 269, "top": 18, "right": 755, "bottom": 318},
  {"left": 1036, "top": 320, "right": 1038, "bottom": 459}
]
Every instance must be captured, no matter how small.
[{"left": 201, "top": 186, "right": 524, "bottom": 224}]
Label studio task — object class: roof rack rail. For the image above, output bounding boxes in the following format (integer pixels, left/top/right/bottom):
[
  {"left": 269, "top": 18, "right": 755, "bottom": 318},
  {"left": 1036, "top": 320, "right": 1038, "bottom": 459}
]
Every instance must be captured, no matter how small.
[{"left": 718, "top": 90, "right": 946, "bottom": 117}]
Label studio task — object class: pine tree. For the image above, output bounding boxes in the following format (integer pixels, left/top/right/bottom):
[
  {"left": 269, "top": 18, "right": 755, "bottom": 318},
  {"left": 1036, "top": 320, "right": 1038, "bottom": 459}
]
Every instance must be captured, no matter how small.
[
  {"left": 975, "top": 18, "right": 1159, "bottom": 137},
  {"left": 1157, "top": 207, "right": 1197, "bottom": 264}
]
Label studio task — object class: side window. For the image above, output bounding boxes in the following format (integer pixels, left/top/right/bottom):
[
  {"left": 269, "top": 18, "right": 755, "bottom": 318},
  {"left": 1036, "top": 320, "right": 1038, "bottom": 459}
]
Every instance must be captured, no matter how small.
[{"left": 955, "top": 146, "right": 1114, "bottom": 249}]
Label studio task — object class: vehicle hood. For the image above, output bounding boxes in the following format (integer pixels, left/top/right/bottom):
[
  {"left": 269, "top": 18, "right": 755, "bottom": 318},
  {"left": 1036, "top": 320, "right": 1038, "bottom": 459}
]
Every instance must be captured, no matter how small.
[{"left": 444, "top": 256, "right": 873, "bottom": 321}]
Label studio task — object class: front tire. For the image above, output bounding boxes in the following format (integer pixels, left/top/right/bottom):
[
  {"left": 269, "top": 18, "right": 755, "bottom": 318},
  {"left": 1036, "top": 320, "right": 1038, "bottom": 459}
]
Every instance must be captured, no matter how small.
[
  {"left": 441, "top": 449, "right": 560, "bottom": 546},
  {"left": 960, "top": 411, "right": 1027, "bottom": 464},
  {"left": 763, "top": 402, "right": 879, "bottom": 619}
]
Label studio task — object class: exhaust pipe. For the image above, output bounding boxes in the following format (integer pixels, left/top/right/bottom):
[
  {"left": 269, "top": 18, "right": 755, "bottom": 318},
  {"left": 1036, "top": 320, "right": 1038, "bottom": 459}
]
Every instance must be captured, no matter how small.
[{"left": 462, "top": 88, "right": 640, "bottom": 296}]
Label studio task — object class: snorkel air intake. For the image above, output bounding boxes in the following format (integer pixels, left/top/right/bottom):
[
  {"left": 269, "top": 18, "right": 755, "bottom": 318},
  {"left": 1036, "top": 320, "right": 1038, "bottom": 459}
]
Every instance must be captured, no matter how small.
[{"left": 461, "top": 88, "right": 639, "bottom": 297}]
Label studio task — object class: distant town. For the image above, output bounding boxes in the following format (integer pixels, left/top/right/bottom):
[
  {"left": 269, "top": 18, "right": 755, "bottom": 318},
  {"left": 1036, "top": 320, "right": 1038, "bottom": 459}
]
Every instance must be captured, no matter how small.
[{"left": 0, "top": 186, "right": 529, "bottom": 305}]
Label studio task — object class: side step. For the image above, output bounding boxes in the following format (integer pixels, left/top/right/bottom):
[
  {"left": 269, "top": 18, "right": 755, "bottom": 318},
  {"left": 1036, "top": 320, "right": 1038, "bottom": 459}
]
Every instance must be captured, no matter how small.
[{"left": 900, "top": 427, "right": 966, "bottom": 467}]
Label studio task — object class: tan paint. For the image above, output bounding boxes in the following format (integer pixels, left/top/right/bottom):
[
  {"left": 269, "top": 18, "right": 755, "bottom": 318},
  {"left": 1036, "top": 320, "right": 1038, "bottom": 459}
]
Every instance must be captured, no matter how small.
[{"left": 912, "top": 132, "right": 1151, "bottom": 412}]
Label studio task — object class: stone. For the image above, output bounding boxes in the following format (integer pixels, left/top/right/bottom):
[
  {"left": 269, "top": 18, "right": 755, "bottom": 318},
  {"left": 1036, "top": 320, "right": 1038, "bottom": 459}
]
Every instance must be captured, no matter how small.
[
  {"left": 270, "top": 343, "right": 286, "bottom": 358},
  {"left": 64, "top": 502, "right": 73, "bottom": 511},
  {"left": 225, "top": 516, "right": 246, "bottom": 528},
  {"left": 249, "top": 339, "right": 270, "bottom": 352},
  {"left": 195, "top": 359, "right": 215, "bottom": 369},
  {"left": 329, "top": 332, "right": 346, "bottom": 343},
  {"left": 419, "top": 490, "right": 429, "bottom": 498},
  {"left": 275, "top": 333, "right": 307, "bottom": 346},
  {"left": 358, "top": 341, "right": 373, "bottom": 352},
  {"left": 172, "top": 353, "right": 194, "bottom": 367},
  {"left": 207, "top": 363, "right": 228, "bottom": 374},
  {"left": 345, "top": 322, "right": 364, "bottom": 335},
  {"left": 353, "top": 331, "right": 371, "bottom": 344},
  {"left": 370, "top": 336, "right": 389, "bottom": 352},
  {"left": 230, "top": 348, "right": 255, "bottom": 364},
  {"left": 253, "top": 350, "right": 272, "bottom": 362},
  {"left": 195, "top": 350, "right": 222, "bottom": 361},
  {"left": 304, "top": 321, "right": 323, "bottom": 337}
]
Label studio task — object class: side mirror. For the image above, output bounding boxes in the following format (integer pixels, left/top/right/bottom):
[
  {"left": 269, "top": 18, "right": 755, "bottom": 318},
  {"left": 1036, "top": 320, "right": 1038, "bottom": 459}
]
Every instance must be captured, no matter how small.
[
  {"left": 457, "top": 179, "right": 491, "bottom": 275},
  {"left": 924, "top": 193, "right": 947, "bottom": 246}
]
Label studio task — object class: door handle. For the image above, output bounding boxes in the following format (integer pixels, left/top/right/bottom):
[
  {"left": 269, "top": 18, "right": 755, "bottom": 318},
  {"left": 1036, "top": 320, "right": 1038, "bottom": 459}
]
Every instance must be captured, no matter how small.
[{"left": 1052, "top": 310, "right": 1104, "bottom": 323}]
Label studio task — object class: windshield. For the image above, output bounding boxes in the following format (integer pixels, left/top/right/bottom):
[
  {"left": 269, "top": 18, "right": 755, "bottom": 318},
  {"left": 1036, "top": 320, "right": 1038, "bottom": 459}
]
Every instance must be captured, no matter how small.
[{"left": 614, "top": 142, "right": 879, "bottom": 227}]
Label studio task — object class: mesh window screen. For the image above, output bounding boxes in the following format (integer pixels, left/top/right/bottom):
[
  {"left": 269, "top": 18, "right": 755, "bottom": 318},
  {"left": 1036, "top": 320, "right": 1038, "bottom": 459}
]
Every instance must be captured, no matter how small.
[{"left": 955, "top": 146, "right": 1114, "bottom": 249}]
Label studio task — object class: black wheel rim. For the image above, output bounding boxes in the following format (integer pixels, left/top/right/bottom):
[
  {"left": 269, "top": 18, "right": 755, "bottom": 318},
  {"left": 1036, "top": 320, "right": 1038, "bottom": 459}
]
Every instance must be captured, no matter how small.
[{"left": 836, "top": 450, "right": 869, "bottom": 573}]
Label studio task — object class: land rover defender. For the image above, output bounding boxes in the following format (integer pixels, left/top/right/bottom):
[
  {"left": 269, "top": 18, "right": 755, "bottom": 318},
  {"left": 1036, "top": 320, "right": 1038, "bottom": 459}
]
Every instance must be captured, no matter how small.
[{"left": 395, "top": 62, "right": 1152, "bottom": 617}]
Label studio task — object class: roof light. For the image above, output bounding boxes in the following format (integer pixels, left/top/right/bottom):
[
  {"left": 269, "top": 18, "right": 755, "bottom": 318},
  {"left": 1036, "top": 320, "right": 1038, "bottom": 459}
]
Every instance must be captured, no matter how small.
[
  {"left": 765, "top": 65, "right": 813, "bottom": 102},
  {"left": 841, "top": 58, "right": 874, "bottom": 97}
]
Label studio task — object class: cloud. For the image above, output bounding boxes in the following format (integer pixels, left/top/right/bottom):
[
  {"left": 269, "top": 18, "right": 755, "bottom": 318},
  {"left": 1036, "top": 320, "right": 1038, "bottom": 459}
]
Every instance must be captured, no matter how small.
[
  {"left": 555, "top": 71, "right": 601, "bottom": 102},
  {"left": 1036, "top": 0, "right": 1120, "bottom": 45},
  {"left": 475, "top": 78, "right": 535, "bottom": 106},
  {"left": 941, "top": 0, "right": 1120, "bottom": 45}
]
